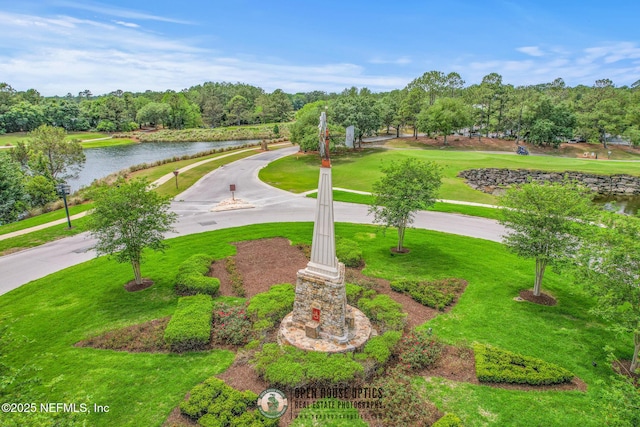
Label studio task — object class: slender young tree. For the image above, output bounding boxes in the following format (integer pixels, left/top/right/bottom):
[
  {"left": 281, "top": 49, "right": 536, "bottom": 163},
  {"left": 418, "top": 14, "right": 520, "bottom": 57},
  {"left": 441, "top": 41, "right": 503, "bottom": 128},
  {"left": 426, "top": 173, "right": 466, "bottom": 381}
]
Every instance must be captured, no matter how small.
[
  {"left": 369, "top": 158, "right": 442, "bottom": 252},
  {"left": 499, "top": 180, "right": 599, "bottom": 297},
  {"left": 88, "top": 178, "right": 177, "bottom": 286},
  {"left": 27, "top": 124, "right": 85, "bottom": 182},
  {"left": 576, "top": 214, "right": 640, "bottom": 372}
]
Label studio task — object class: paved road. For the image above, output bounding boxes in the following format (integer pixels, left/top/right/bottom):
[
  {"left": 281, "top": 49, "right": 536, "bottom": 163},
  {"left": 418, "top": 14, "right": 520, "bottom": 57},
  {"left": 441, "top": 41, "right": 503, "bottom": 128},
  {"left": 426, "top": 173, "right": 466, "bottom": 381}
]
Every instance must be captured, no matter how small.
[{"left": 0, "top": 146, "right": 506, "bottom": 296}]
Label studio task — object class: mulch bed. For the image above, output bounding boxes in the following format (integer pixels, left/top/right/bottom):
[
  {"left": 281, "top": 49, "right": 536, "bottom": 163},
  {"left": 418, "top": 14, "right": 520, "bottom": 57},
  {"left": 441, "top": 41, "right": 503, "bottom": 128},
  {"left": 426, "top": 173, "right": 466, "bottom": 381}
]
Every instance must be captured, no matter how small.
[
  {"left": 519, "top": 289, "right": 557, "bottom": 306},
  {"left": 210, "top": 237, "right": 309, "bottom": 298},
  {"left": 124, "top": 278, "right": 154, "bottom": 292}
]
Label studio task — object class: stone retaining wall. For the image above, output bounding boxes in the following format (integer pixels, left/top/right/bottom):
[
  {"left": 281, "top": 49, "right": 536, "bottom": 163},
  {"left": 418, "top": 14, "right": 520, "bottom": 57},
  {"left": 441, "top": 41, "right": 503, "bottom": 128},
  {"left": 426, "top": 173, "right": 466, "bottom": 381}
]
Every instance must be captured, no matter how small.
[{"left": 458, "top": 168, "right": 640, "bottom": 195}]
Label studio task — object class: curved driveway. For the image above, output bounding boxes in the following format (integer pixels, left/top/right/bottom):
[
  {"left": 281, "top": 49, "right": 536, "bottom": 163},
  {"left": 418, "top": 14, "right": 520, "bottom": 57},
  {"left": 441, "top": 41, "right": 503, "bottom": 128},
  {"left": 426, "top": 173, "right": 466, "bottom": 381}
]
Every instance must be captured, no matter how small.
[{"left": 0, "top": 146, "right": 506, "bottom": 295}]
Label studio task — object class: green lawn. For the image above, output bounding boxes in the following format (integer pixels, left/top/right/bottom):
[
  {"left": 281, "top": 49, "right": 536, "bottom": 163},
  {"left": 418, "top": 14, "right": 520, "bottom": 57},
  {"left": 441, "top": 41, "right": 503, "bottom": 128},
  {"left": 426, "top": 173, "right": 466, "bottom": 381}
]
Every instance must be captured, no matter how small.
[
  {"left": 0, "top": 131, "right": 115, "bottom": 145},
  {"left": 80, "top": 138, "right": 136, "bottom": 148},
  {"left": 0, "top": 216, "right": 90, "bottom": 255},
  {"left": 0, "top": 203, "right": 93, "bottom": 236},
  {"left": 309, "top": 190, "right": 502, "bottom": 220},
  {"left": 260, "top": 149, "right": 640, "bottom": 204},
  {"left": 0, "top": 222, "right": 629, "bottom": 426}
]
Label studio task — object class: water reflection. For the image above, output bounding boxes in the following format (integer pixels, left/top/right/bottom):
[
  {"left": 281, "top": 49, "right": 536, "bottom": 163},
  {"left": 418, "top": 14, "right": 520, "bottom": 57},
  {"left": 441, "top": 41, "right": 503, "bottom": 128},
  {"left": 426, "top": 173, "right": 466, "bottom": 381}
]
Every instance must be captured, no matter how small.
[
  {"left": 594, "top": 195, "right": 640, "bottom": 215},
  {"left": 68, "top": 140, "right": 259, "bottom": 191}
]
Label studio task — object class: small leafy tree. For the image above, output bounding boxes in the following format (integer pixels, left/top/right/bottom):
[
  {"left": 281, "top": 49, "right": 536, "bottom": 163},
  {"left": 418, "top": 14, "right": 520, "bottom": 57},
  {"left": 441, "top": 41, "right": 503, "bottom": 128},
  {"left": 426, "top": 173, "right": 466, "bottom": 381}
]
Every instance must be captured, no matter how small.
[
  {"left": 27, "top": 124, "right": 85, "bottom": 182},
  {"left": 417, "top": 97, "right": 472, "bottom": 145},
  {"left": 369, "top": 158, "right": 442, "bottom": 252},
  {"left": 88, "top": 178, "right": 177, "bottom": 286},
  {"left": 499, "top": 180, "right": 599, "bottom": 296},
  {"left": 289, "top": 101, "right": 342, "bottom": 153},
  {"left": 24, "top": 175, "right": 57, "bottom": 207},
  {"left": 576, "top": 214, "right": 640, "bottom": 372}
]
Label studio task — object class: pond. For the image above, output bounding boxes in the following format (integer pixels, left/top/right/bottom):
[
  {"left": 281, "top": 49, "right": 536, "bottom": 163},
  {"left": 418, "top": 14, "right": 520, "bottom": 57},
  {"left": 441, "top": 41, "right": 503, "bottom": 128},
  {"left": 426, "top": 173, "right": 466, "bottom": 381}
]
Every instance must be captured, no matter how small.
[
  {"left": 68, "top": 139, "right": 260, "bottom": 191},
  {"left": 594, "top": 195, "right": 640, "bottom": 216}
]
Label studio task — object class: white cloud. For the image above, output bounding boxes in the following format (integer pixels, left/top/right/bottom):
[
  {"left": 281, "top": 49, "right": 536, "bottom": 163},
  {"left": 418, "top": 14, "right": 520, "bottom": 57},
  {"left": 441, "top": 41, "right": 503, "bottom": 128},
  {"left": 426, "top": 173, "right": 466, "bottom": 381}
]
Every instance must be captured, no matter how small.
[
  {"left": 0, "top": 10, "right": 405, "bottom": 95},
  {"left": 2, "top": 8, "right": 640, "bottom": 96},
  {"left": 56, "top": 0, "right": 194, "bottom": 25},
  {"left": 113, "top": 20, "right": 139, "bottom": 28},
  {"left": 369, "top": 56, "right": 412, "bottom": 65},
  {"left": 456, "top": 41, "right": 640, "bottom": 87},
  {"left": 516, "top": 46, "right": 544, "bottom": 57}
]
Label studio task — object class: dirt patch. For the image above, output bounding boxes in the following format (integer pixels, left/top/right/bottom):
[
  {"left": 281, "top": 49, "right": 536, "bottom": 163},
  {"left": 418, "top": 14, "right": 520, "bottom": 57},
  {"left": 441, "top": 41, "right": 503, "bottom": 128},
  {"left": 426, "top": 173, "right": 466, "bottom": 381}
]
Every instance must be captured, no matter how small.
[
  {"left": 76, "top": 317, "right": 170, "bottom": 352},
  {"left": 519, "top": 289, "right": 557, "bottom": 306},
  {"left": 124, "top": 278, "right": 154, "bottom": 292}
]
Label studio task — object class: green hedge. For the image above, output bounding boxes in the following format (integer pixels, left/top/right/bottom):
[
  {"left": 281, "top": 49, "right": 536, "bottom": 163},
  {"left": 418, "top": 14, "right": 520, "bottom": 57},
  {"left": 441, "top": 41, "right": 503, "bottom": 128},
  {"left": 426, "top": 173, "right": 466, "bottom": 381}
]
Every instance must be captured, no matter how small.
[
  {"left": 336, "top": 238, "right": 364, "bottom": 268},
  {"left": 164, "top": 295, "right": 214, "bottom": 352},
  {"left": 345, "top": 283, "right": 375, "bottom": 306},
  {"left": 247, "top": 284, "right": 294, "bottom": 332},
  {"left": 390, "top": 278, "right": 466, "bottom": 310},
  {"left": 432, "top": 413, "right": 464, "bottom": 427},
  {"left": 180, "top": 377, "right": 276, "bottom": 427},
  {"left": 357, "top": 294, "right": 407, "bottom": 332},
  {"left": 474, "top": 343, "right": 574, "bottom": 385},
  {"left": 174, "top": 254, "right": 220, "bottom": 296},
  {"left": 359, "top": 330, "right": 402, "bottom": 365},
  {"left": 253, "top": 343, "right": 364, "bottom": 388}
]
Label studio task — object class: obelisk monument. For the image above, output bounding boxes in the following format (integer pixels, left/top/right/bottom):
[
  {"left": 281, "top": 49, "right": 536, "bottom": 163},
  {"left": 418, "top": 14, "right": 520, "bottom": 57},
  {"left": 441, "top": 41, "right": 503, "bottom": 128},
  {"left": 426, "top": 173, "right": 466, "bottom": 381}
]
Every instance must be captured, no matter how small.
[
  {"left": 278, "top": 112, "right": 371, "bottom": 351},
  {"left": 291, "top": 111, "right": 347, "bottom": 339}
]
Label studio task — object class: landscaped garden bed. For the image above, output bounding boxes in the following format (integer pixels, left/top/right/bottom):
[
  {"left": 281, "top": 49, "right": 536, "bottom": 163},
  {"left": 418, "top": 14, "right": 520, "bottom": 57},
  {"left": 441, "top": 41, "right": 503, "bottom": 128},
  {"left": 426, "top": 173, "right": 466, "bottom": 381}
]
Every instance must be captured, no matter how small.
[{"left": 2, "top": 224, "right": 618, "bottom": 426}]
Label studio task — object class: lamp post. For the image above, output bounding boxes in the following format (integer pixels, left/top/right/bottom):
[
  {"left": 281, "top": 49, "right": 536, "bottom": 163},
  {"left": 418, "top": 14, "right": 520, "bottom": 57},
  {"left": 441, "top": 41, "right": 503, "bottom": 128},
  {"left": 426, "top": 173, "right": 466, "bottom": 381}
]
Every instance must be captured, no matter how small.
[
  {"left": 55, "top": 184, "right": 72, "bottom": 229},
  {"left": 173, "top": 169, "right": 179, "bottom": 189}
]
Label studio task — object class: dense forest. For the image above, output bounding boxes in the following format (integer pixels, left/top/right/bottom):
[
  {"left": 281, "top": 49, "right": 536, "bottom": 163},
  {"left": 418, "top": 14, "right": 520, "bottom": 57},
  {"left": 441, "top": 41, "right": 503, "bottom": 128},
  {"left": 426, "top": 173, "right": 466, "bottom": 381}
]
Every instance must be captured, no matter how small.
[{"left": 1, "top": 71, "right": 639, "bottom": 150}]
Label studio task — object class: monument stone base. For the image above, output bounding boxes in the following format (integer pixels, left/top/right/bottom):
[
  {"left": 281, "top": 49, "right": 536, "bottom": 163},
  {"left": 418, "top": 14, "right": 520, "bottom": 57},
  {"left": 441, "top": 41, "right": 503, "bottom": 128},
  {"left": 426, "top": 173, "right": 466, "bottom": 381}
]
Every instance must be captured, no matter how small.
[{"left": 277, "top": 305, "right": 372, "bottom": 353}]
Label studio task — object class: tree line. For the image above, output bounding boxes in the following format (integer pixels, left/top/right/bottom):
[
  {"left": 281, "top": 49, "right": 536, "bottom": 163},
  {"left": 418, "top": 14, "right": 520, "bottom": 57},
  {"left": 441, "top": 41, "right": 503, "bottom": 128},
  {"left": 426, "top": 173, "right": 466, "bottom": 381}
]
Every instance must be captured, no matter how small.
[
  {"left": 2, "top": 72, "right": 639, "bottom": 148},
  {"left": 0, "top": 82, "right": 305, "bottom": 134}
]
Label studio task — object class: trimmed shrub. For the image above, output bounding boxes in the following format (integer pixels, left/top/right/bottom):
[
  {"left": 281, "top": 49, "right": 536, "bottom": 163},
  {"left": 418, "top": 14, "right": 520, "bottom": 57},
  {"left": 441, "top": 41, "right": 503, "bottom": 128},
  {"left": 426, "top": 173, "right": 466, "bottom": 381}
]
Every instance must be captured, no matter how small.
[
  {"left": 180, "top": 377, "right": 275, "bottom": 427},
  {"left": 345, "top": 283, "right": 364, "bottom": 305},
  {"left": 180, "top": 376, "right": 226, "bottom": 419},
  {"left": 253, "top": 343, "right": 364, "bottom": 388},
  {"left": 336, "top": 238, "right": 364, "bottom": 268},
  {"left": 357, "top": 294, "right": 407, "bottom": 332},
  {"left": 473, "top": 343, "right": 574, "bottom": 385},
  {"left": 212, "top": 302, "right": 253, "bottom": 346},
  {"left": 433, "top": 413, "right": 464, "bottom": 427},
  {"left": 390, "top": 278, "right": 466, "bottom": 311},
  {"left": 175, "top": 254, "right": 220, "bottom": 296},
  {"left": 247, "top": 284, "right": 294, "bottom": 325},
  {"left": 164, "top": 295, "right": 214, "bottom": 352},
  {"left": 360, "top": 330, "right": 402, "bottom": 365},
  {"left": 396, "top": 329, "right": 443, "bottom": 370}
]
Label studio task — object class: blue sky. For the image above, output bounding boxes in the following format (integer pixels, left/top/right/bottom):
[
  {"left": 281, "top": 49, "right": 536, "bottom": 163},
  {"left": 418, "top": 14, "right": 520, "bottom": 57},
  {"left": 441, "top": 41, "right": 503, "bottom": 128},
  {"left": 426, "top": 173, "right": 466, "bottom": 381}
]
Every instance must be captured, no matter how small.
[{"left": 1, "top": 0, "right": 639, "bottom": 96}]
